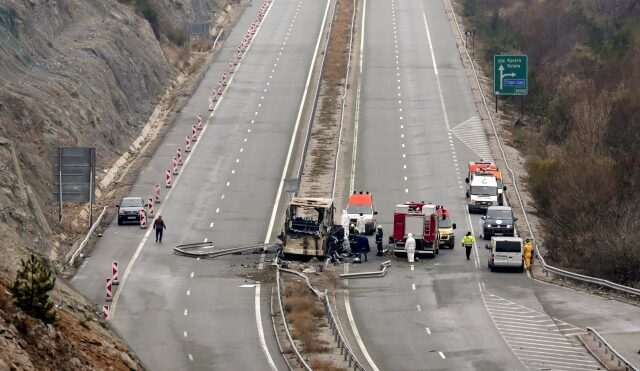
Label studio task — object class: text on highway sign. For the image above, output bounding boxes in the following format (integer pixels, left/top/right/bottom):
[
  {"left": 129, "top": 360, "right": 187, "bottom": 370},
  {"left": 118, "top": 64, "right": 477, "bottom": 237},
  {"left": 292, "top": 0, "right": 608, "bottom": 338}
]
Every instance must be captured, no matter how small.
[{"left": 494, "top": 54, "right": 528, "bottom": 96}]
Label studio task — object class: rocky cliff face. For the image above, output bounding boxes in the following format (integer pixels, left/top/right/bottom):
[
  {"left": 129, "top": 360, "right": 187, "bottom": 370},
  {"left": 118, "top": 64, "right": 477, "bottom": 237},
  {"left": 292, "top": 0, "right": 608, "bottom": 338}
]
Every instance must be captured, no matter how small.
[{"left": 0, "top": 0, "right": 232, "bottom": 367}]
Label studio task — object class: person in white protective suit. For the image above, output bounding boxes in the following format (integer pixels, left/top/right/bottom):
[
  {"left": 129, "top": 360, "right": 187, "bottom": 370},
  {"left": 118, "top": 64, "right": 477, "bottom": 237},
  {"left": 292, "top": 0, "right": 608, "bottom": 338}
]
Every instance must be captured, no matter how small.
[
  {"left": 341, "top": 210, "right": 350, "bottom": 237},
  {"left": 341, "top": 210, "right": 351, "bottom": 250},
  {"left": 405, "top": 233, "right": 416, "bottom": 263},
  {"left": 356, "top": 213, "right": 367, "bottom": 234}
]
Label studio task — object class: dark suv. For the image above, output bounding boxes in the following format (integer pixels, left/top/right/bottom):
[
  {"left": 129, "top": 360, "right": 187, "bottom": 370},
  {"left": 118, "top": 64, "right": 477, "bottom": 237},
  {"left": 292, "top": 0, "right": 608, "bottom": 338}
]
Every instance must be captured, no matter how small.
[
  {"left": 481, "top": 206, "right": 516, "bottom": 240},
  {"left": 117, "top": 197, "right": 145, "bottom": 225}
]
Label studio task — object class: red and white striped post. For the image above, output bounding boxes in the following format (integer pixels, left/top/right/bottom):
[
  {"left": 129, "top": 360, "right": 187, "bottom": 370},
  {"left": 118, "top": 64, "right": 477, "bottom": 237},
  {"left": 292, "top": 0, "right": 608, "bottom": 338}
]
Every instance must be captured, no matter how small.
[
  {"left": 165, "top": 169, "right": 172, "bottom": 188},
  {"left": 147, "top": 197, "right": 154, "bottom": 218},
  {"left": 112, "top": 261, "right": 119, "bottom": 285},
  {"left": 208, "top": 96, "right": 214, "bottom": 111},
  {"left": 172, "top": 157, "right": 179, "bottom": 175},
  {"left": 229, "top": 60, "right": 234, "bottom": 74},
  {"left": 196, "top": 114, "right": 203, "bottom": 130},
  {"left": 176, "top": 148, "right": 183, "bottom": 165},
  {"left": 185, "top": 136, "right": 191, "bottom": 152},
  {"left": 105, "top": 278, "right": 113, "bottom": 302},
  {"left": 155, "top": 184, "right": 161, "bottom": 204},
  {"left": 139, "top": 208, "right": 147, "bottom": 229},
  {"left": 217, "top": 85, "right": 223, "bottom": 97},
  {"left": 102, "top": 305, "right": 110, "bottom": 320},
  {"left": 191, "top": 125, "right": 198, "bottom": 142},
  {"left": 222, "top": 73, "right": 228, "bottom": 86}
]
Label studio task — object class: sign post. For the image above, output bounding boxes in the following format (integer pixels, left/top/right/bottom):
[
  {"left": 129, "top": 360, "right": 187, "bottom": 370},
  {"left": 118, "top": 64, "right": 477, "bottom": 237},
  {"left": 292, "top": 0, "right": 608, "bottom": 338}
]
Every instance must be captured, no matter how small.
[{"left": 493, "top": 54, "right": 528, "bottom": 113}]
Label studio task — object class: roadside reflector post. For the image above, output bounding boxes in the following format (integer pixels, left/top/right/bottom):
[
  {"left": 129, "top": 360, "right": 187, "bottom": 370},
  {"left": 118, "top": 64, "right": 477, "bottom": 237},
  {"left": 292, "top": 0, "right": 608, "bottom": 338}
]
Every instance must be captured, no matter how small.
[
  {"left": 172, "top": 156, "right": 179, "bottom": 175},
  {"left": 155, "top": 184, "right": 161, "bottom": 204},
  {"left": 112, "top": 261, "right": 119, "bottom": 285},
  {"left": 191, "top": 125, "right": 198, "bottom": 142},
  {"left": 196, "top": 114, "right": 203, "bottom": 130},
  {"left": 165, "top": 169, "right": 172, "bottom": 188},
  {"left": 185, "top": 136, "right": 191, "bottom": 152},
  {"left": 147, "top": 197, "right": 154, "bottom": 218},
  {"left": 105, "top": 278, "right": 113, "bottom": 302},
  {"left": 102, "top": 305, "right": 110, "bottom": 320},
  {"left": 140, "top": 208, "right": 147, "bottom": 229}
]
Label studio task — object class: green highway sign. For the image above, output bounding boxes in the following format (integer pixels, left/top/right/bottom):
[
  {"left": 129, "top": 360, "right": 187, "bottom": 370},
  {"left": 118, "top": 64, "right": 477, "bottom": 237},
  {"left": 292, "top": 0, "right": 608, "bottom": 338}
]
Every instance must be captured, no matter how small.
[{"left": 494, "top": 54, "right": 528, "bottom": 96}]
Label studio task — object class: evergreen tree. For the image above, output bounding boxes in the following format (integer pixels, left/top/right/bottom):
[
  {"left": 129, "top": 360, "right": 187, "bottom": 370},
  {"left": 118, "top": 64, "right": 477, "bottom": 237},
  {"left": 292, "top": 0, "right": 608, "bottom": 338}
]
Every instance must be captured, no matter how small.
[{"left": 11, "top": 254, "right": 57, "bottom": 324}]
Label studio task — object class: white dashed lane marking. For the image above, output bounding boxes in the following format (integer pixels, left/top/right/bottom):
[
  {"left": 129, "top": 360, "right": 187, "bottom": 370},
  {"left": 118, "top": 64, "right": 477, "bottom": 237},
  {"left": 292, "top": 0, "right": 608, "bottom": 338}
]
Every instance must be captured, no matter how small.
[{"left": 482, "top": 291, "right": 601, "bottom": 370}]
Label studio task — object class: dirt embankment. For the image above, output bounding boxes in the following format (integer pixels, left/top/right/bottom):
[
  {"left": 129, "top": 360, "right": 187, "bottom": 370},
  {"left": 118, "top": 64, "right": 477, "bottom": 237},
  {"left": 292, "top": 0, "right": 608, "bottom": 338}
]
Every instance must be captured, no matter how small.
[{"left": 0, "top": 0, "right": 235, "bottom": 368}]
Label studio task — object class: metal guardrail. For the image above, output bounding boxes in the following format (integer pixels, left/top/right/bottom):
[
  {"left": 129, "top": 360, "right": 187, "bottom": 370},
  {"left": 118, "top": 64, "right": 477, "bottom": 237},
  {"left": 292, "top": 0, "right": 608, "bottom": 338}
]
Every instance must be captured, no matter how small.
[
  {"left": 324, "top": 289, "right": 366, "bottom": 370},
  {"left": 340, "top": 261, "right": 391, "bottom": 279},
  {"left": 586, "top": 327, "right": 639, "bottom": 371},
  {"left": 276, "top": 267, "right": 312, "bottom": 371},
  {"left": 442, "top": 0, "right": 640, "bottom": 298},
  {"left": 277, "top": 263, "right": 366, "bottom": 370},
  {"left": 68, "top": 206, "right": 109, "bottom": 267},
  {"left": 174, "top": 242, "right": 271, "bottom": 258}
]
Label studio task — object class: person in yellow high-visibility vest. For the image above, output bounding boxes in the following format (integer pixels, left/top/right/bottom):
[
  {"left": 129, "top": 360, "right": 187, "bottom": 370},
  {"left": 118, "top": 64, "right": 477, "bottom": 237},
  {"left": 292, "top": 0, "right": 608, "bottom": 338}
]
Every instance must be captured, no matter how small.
[
  {"left": 461, "top": 232, "right": 475, "bottom": 260},
  {"left": 524, "top": 239, "right": 533, "bottom": 270}
]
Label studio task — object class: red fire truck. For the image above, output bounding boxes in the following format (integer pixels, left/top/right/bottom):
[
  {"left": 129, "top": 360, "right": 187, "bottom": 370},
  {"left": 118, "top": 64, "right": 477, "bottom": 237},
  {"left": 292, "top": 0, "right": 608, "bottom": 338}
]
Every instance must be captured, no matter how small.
[{"left": 389, "top": 202, "right": 440, "bottom": 256}]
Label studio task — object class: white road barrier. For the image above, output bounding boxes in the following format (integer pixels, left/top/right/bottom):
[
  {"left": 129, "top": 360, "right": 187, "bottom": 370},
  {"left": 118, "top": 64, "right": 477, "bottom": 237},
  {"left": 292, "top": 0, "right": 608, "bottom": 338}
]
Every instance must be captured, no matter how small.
[{"left": 112, "top": 260, "right": 119, "bottom": 285}]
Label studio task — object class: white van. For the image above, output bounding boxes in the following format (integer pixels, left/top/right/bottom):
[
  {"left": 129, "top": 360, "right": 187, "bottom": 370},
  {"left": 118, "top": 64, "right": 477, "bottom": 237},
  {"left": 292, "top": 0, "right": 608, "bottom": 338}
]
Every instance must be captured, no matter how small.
[
  {"left": 466, "top": 175, "right": 498, "bottom": 213},
  {"left": 487, "top": 237, "right": 524, "bottom": 272}
]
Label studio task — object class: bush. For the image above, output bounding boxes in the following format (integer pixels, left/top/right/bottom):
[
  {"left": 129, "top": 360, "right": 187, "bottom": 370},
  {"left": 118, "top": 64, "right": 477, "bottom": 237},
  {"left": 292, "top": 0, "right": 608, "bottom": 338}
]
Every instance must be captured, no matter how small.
[{"left": 11, "top": 254, "right": 57, "bottom": 324}]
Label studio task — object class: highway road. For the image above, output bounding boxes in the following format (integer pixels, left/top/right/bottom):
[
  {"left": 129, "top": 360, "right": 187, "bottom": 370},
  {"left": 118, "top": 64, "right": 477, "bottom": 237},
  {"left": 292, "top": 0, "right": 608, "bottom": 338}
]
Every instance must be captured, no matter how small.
[
  {"left": 346, "top": 0, "right": 640, "bottom": 370},
  {"left": 71, "top": 0, "right": 328, "bottom": 369}
]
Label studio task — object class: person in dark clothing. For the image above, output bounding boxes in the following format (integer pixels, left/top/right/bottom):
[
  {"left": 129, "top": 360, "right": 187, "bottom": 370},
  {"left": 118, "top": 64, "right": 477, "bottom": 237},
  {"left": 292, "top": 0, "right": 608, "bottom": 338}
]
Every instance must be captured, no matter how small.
[
  {"left": 375, "top": 225, "right": 384, "bottom": 256},
  {"left": 353, "top": 234, "right": 370, "bottom": 262},
  {"left": 153, "top": 215, "right": 167, "bottom": 242}
]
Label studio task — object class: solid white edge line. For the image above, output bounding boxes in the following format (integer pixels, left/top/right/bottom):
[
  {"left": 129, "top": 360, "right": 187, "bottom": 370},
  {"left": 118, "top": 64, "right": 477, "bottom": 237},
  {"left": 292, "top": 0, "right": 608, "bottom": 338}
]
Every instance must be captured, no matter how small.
[
  {"left": 345, "top": 290, "right": 380, "bottom": 371},
  {"left": 255, "top": 283, "right": 277, "bottom": 371},
  {"left": 263, "top": 0, "right": 331, "bottom": 244},
  {"left": 421, "top": 9, "right": 450, "bottom": 132},
  {"left": 257, "top": 0, "right": 330, "bottom": 369}
]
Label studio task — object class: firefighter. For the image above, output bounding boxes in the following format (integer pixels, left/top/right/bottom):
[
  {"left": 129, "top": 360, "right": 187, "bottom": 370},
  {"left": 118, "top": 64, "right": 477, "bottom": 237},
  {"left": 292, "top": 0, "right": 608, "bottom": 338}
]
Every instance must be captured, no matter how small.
[
  {"left": 462, "top": 232, "right": 475, "bottom": 260},
  {"left": 375, "top": 225, "right": 384, "bottom": 256},
  {"left": 524, "top": 238, "right": 533, "bottom": 270},
  {"left": 405, "top": 233, "right": 416, "bottom": 263}
]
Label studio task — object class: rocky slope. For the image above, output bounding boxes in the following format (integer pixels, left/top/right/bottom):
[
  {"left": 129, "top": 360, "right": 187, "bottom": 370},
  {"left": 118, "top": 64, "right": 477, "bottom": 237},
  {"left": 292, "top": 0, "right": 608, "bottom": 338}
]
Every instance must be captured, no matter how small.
[{"left": 0, "top": 0, "right": 233, "bottom": 367}]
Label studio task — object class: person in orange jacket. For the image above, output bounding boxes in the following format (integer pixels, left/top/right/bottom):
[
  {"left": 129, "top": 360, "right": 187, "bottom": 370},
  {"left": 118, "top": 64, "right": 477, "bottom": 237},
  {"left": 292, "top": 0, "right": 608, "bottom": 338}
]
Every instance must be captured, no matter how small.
[{"left": 524, "top": 239, "right": 533, "bottom": 270}]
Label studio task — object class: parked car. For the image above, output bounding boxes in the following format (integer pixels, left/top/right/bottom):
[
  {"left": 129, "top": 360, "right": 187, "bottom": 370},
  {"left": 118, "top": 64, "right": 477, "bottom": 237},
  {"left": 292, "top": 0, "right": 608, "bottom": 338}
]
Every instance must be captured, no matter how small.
[
  {"left": 117, "top": 197, "right": 145, "bottom": 225},
  {"left": 481, "top": 206, "right": 516, "bottom": 240},
  {"left": 487, "top": 236, "right": 524, "bottom": 272}
]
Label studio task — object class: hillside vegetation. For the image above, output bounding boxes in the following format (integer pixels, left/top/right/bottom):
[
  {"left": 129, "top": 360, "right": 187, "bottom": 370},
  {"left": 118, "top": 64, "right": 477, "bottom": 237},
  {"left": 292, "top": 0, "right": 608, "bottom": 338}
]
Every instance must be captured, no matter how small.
[
  {"left": 461, "top": 0, "right": 640, "bottom": 285},
  {"left": 0, "top": 0, "right": 233, "bottom": 367}
]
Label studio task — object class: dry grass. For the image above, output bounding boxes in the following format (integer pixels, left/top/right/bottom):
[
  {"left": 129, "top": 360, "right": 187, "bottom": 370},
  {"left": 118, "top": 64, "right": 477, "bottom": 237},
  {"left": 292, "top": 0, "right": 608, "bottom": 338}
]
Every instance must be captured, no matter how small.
[
  {"left": 283, "top": 280, "right": 331, "bottom": 353},
  {"left": 309, "top": 358, "right": 346, "bottom": 371}
]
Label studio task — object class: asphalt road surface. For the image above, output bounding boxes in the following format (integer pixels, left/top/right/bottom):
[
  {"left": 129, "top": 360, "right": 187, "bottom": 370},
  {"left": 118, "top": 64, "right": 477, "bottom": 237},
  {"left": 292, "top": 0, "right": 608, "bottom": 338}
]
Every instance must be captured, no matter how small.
[
  {"left": 72, "top": 0, "right": 328, "bottom": 369},
  {"left": 347, "top": 0, "right": 640, "bottom": 370}
]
